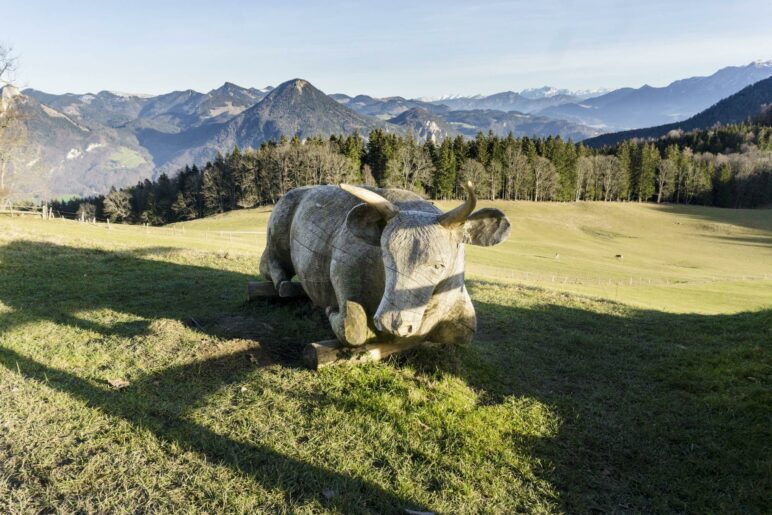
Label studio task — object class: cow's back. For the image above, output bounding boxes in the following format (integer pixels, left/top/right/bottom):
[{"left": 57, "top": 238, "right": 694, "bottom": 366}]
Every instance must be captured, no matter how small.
[
  {"left": 290, "top": 186, "right": 361, "bottom": 306},
  {"left": 268, "top": 184, "right": 438, "bottom": 309}
]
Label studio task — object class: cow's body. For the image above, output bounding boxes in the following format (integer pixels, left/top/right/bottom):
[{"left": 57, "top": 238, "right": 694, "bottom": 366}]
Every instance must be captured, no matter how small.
[{"left": 260, "top": 184, "right": 509, "bottom": 347}]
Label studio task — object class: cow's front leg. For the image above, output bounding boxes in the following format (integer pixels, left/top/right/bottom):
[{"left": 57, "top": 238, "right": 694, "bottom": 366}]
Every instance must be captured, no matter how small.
[{"left": 327, "top": 300, "right": 371, "bottom": 346}]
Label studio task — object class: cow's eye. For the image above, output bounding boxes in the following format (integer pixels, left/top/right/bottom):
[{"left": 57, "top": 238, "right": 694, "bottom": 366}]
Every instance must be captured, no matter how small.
[{"left": 433, "top": 262, "right": 445, "bottom": 270}]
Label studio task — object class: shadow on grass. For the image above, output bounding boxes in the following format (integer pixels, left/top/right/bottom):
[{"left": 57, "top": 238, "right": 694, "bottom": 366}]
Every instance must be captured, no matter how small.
[
  {"left": 408, "top": 281, "right": 771, "bottom": 512},
  {"left": 657, "top": 203, "right": 772, "bottom": 234},
  {"left": 710, "top": 234, "right": 772, "bottom": 248},
  {"left": 0, "top": 240, "right": 769, "bottom": 512},
  {"left": 0, "top": 240, "right": 421, "bottom": 512}
]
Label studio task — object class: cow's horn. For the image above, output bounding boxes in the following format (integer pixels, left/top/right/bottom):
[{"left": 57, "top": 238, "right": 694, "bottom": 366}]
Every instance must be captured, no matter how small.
[
  {"left": 340, "top": 184, "right": 399, "bottom": 220},
  {"left": 439, "top": 181, "right": 476, "bottom": 227}
]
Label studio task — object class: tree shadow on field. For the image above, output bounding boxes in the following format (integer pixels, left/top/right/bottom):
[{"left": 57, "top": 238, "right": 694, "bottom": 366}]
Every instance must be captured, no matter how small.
[
  {"left": 0, "top": 240, "right": 769, "bottom": 512},
  {"left": 405, "top": 280, "right": 771, "bottom": 513},
  {"left": 0, "top": 240, "right": 424, "bottom": 512},
  {"left": 657, "top": 203, "right": 772, "bottom": 235}
]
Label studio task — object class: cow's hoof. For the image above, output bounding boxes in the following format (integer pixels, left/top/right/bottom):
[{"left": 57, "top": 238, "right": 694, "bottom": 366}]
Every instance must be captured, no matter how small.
[{"left": 344, "top": 300, "right": 368, "bottom": 346}]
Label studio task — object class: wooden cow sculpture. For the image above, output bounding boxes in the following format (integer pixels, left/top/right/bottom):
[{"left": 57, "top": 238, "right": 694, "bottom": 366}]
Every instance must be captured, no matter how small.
[{"left": 252, "top": 182, "right": 511, "bottom": 368}]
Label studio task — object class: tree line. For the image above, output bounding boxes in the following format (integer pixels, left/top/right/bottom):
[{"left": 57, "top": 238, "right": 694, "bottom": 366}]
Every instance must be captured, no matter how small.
[{"left": 53, "top": 123, "right": 772, "bottom": 224}]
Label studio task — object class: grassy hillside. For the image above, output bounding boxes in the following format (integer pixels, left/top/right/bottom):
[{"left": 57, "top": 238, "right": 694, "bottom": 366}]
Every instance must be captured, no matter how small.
[
  {"left": 0, "top": 202, "right": 769, "bottom": 512},
  {"left": 170, "top": 201, "right": 772, "bottom": 314}
]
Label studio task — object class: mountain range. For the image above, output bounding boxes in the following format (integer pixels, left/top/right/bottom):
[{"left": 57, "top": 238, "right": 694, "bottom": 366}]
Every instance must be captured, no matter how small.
[
  {"left": 1, "top": 60, "right": 770, "bottom": 199},
  {"left": 583, "top": 75, "right": 772, "bottom": 147},
  {"left": 539, "top": 60, "right": 772, "bottom": 129}
]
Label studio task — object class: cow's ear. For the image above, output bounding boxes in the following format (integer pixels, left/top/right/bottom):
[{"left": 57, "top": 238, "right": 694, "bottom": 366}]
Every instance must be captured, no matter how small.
[
  {"left": 346, "top": 203, "right": 386, "bottom": 246},
  {"left": 462, "top": 208, "right": 511, "bottom": 246}
]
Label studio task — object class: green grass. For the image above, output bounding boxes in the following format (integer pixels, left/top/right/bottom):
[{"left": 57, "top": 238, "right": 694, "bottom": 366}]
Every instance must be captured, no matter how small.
[
  {"left": 108, "top": 147, "right": 147, "bottom": 169},
  {"left": 0, "top": 202, "right": 770, "bottom": 513}
]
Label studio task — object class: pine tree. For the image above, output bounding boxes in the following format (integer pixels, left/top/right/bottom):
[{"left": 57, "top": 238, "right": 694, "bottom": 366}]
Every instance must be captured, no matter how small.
[
  {"left": 617, "top": 141, "right": 633, "bottom": 200},
  {"left": 713, "top": 161, "right": 733, "bottom": 207},
  {"left": 638, "top": 143, "right": 659, "bottom": 201},
  {"left": 433, "top": 138, "right": 457, "bottom": 199}
]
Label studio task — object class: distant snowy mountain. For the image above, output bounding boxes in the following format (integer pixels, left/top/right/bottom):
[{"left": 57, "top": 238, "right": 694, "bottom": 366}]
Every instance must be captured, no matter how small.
[
  {"left": 427, "top": 90, "right": 583, "bottom": 114},
  {"left": 539, "top": 61, "right": 772, "bottom": 130},
  {"left": 416, "top": 86, "right": 607, "bottom": 112},
  {"left": 416, "top": 93, "right": 485, "bottom": 102},
  {"left": 520, "top": 86, "right": 608, "bottom": 100}
]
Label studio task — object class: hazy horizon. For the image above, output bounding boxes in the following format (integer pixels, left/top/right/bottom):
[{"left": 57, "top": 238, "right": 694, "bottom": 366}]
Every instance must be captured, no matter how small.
[{"left": 4, "top": 0, "right": 772, "bottom": 98}]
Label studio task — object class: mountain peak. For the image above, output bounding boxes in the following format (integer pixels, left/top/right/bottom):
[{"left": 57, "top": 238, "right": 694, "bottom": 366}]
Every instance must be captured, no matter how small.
[
  {"left": 283, "top": 78, "right": 310, "bottom": 93},
  {"left": 264, "top": 79, "right": 324, "bottom": 101},
  {"left": 750, "top": 59, "right": 772, "bottom": 68}
]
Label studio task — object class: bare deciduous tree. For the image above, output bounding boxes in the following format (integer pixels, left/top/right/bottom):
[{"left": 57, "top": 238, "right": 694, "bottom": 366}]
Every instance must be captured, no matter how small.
[
  {"left": 0, "top": 44, "right": 24, "bottom": 208},
  {"left": 575, "top": 156, "right": 593, "bottom": 201},
  {"left": 656, "top": 159, "right": 677, "bottom": 204},
  {"left": 531, "top": 156, "right": 557, "bottom": 202},
  {"left": 384, "top": 140, "right": 433, "bottom": 193},
  {"left": 596, "top": 155, "right": 623, "bottom": 201},
  {"left": 501, "top": 146, "right": 529, "bottom": 200}
]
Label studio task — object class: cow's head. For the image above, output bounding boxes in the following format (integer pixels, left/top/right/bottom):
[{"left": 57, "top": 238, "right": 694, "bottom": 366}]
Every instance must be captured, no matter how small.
[{"left": 340, "top": 182, "right": 511, "bottom": 338}]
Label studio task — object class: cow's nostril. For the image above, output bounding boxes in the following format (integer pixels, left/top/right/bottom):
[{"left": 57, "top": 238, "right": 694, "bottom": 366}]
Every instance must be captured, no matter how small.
[{"left": 407, "top": 325, "right": 413, "bottom": 333}]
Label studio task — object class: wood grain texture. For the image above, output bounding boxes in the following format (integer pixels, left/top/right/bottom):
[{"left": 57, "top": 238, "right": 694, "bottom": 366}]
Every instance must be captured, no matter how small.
[{"left": 258, "top": 184, "right": 509, "bottom": 354}]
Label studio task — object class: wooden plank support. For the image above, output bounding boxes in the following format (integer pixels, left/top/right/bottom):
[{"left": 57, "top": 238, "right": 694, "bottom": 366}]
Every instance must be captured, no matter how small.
[
  {"left": 247, "top": 280, "right": 306, "bottom": 301},
  {"left": 247, "top": 281, "right": 279, "bottom": 300},
  {"left": 303, "top": 339, "right": 434, "bottom": 370}
]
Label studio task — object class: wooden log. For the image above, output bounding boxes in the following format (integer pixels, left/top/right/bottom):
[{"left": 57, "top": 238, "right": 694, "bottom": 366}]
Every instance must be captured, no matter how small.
[
  {"left": 247, "top": 281, "right": 279, "bottom": 300},
  {"left": 278, "top": 280, "right": 305, "bottom": 298},
  {"left": 247, "top": 280, "right": 306, "bottom": 301},
  {"left": 303, "top": 339, "right": 434, "bottom": 370}
]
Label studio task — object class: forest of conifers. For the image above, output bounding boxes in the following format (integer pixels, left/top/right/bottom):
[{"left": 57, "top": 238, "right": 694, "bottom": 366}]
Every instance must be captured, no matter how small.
[{"left": 54, "top": 123, "right": 772, "bottom": 224}]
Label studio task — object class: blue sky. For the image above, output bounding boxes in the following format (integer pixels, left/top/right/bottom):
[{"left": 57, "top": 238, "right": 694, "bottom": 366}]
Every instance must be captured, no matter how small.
[{"left": 3, "top": 0, "right": 771, "bottom": 97}]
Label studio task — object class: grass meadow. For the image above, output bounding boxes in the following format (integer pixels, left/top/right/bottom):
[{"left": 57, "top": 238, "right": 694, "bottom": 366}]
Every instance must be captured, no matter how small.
[{"left": 0, "top": 202, "right": 770, "bottom": 513}]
